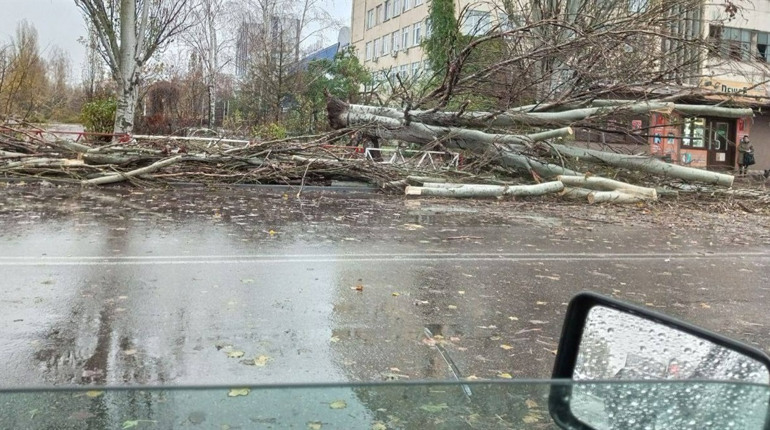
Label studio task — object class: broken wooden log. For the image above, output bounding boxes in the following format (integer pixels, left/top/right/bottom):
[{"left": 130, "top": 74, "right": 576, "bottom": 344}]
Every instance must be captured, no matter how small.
[
  {"left": 82, "top": 155, "right": 183, "bottom": 185},
  {"left": 405, "top": 181, "right": 564, "bottom": 197},
  {"left": 557, "top": 175, "right": 657, "bottom": 199},
  {"left": 588, "top": 191, "right": 650, "bottom": 204}
]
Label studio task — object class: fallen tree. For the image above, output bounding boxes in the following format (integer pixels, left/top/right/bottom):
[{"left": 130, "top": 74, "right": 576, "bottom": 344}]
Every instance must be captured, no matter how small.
[{"left": 326, "top": 96, "right": 735, "bottom": 187}]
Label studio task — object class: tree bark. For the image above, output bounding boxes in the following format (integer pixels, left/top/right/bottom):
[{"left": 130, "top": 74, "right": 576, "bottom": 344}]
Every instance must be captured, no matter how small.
[
  {"left": 557, "top": 175, "right": 657, "bottom": 198},
  {"left": 405, "top": 181, "right": 564, "bottom": 197},
  {"left": 588, "top": 191, "right": 650, "bottom": 204},
  {"left": 343, "top": 102, "right": 677, "bottom": 128},
  {"left": 547, "top": 143, "right": 734, "bottom": 187}
]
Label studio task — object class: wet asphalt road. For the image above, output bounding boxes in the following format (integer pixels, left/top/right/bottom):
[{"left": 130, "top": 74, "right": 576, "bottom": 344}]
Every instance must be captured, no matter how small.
[{"left": 1, "top": 186, "right": 769, "bottom": 389}]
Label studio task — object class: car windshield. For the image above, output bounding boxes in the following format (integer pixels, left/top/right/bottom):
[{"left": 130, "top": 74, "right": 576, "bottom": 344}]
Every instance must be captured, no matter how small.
[{"left": 2, "top": 380, "right": 768, "bottom": 429}]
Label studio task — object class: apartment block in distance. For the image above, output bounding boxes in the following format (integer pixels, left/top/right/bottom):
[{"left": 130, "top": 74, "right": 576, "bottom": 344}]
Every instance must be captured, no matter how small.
[{"left": 350, "top": 0, "right": 496, "bottom": 82}]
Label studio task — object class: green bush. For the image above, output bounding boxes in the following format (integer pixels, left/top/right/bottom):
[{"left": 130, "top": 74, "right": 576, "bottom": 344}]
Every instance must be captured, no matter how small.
[
  {"left": 252, "top": 122, "right": 287, "bottom": 140},
  {"left": 80, "top": 98, "right": 117, "bottom": 135}
]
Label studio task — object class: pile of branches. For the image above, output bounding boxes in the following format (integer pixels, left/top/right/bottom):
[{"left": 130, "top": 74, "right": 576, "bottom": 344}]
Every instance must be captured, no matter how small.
[{"left": 0, "top": 125, "right": 510, "bottom": 189}]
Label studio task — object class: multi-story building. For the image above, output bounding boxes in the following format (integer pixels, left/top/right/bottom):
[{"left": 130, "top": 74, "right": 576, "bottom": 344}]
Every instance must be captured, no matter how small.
[
  {"left": 350, "top": 0, "right": 497, "bottom": 82},
  {"left": 349, "top": 0, "right": 770, "bottom": 172}
]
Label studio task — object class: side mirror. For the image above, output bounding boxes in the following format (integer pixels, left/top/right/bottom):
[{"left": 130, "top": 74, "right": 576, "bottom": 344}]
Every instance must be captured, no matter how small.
[{"left": 549, "top": 292, "right": 770, "bottom": 429}]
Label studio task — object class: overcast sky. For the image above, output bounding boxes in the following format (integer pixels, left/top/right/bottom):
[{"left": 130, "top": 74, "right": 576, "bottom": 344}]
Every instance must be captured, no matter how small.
[{"left": 0, "top": 0, "right": 351, "bottom": 81}]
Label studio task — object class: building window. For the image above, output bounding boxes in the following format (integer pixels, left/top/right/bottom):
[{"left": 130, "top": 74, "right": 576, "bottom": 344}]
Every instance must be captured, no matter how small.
[
  {"left": 399, "top": 64, "right": 409, "bottom": 78},
  {"left": 402, "top": 27, "right": 410, "bottom": 49},
  {"left": 411, "top": 61, "right": 420, "bottom": 77},
  {"left": 365, "top": 41, "right": 372, "bottom": 61},
  {"left": 392, "top": 30, "right": 400, "bottom": 52},
  {"left": 373, "top": 38, "right": 380, "bottom": 60},
  {"left": 708, "top": 24, "right": 751, "bottom": 61},
  {"left": 384, "top": 0, "right": 391, "bottom": 20},
  {"left": 413, "top": 22, "right": 422, "bottom": 45},
  {"left": 462, "top": 10, "right": 491, "bottom": 35},
  {"left": 381, "top": 36, "right": 389, "bottom": 56},
  {"left": 366, "top": 9, "right": 374, "bottom": 29},
  {"left": 403, "top": 0, "right": 410, "bottom": 13},
  {"left": 376, "top": 5, "right": 382, "bottom": 25},
  {"left": 681, "top": 118, "right": 705, "bottom": 148},
  {"left": 393, "top": 0, "right": 401, "bottom": 17},
  {"left": 757, "top": 32, "right": 769, "bottom": 62}
]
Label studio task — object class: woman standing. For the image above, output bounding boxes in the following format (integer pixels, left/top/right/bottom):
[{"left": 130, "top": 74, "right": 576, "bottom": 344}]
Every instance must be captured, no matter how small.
[{"left": 737, "top": 136, "right": 754, "bottom": 176}]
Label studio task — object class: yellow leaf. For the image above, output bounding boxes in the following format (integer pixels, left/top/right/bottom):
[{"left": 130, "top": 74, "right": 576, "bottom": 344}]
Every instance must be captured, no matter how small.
[
  {"left": 523, "top": 413, "right": 542, "bottom": 423},
  {"left": 525, "top": 399, "right": 538, "bottom": 409},
  {"left": 329, "top": 400, "right": 347, "bottom": 409},
  {"left": 269, "top": 230, "right": 277, "bottom": 235},
  {"left": 500, "top": 344, "right": 513, "bottom": 350},
  {"left": 86, "top": 390, "right": 103, "bottom": 398},
  {"left": 254, "top": 355, "right": 271, "bottom": 366},
  {"left": 391, "top": 292, "right": 400, "bottom": 297},
  {"left": 498, "top": 372, "right": 512, "bottom": 379},
  {"left": 330, "top": 336, "right": 340, "bottom": 343},
  {"left": 307, "top": 422, "right": 322, "bottom": 430},
  {"left": 227, "top": 388, "right": 250, "bottom": 397},
  {"left": 227, "top": 350, "right": 245, "bottom": 358},
  {"left": 371, "top": 422, "right": 387, "bottom": 430},
  {"left": 700, "top": 303, "right": 711, "bottom": 309}
]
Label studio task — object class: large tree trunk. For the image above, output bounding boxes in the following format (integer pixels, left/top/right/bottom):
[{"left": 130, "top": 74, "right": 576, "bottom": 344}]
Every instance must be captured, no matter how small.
[
  {"left": 405, "top": 181, "right": 565, "bottom": 197},
  {"left": 114, "top": 0, "right": 139, "bottom": 136},
  {"left": 207, "top": 2, "right": 217, "bottom": 129},
  {"left": 326, "top": 97, "right": 735, "bottom": 187}
]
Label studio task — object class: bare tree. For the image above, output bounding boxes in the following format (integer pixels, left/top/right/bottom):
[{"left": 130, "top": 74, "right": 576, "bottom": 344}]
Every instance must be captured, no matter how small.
[
  {"left": 183, "top": 0, "right": 233, "bottom": 128},
  {"left": 75, "top": 0, "right": 192, "bottom": 135},
  {"left": 235, "top": 0, "right": 336, "bottom": 124}
]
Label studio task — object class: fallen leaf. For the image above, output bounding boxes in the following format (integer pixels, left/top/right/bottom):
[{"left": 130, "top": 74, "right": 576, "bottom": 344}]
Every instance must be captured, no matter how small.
[
  {"left": 528, "top": 320, "right": 548, "bottom": 325},
  {"left": 85, "top": 390, "right": 103, "bottom": 398},
  {"left": 508, "top": 316, "right": 519, "bottom": 321},
  {"left": 227, "top": 388, "right": 250, "bottom": 397},
  {"left": 523, "top": 413, "right": 542, "bottom": 423},
  {"left": 458, "top": 290, "right": 465, "bottom": 295},
  {"left": 447, "top": 305, "right": 457, "bottom": 310},
  {"left": 122, "top": 421, "right": 139, "bottom": 429},
  {"left": 122, "top": 349, "right": 137, "bottom": 356},
  {"left": 371, "top": 422, "right": 387, "bottom": 430},
  {"left": 535, "top": 301, "right": 548, "bottom": 305},
  {"left": 465, "top": 375, "right": 479, "bottom": 380},
  {"left": 329, "top": 400, "right": 347, "bottom": 409},
  {"left": 227, "top": 350, "right": 245, "bottom": 359},
  {"left": 500, "top": 344, "right": 513, "bottom": 350},
  {"left": 700, "top": 303, "right": 711, "bottom": 309},
  {"left": 419, "top": 403, "right": 449, "bottom": 413},
  {"left": 354, "top": 284, "right": 364, "bottom": 291},
  {"left": 330, "top": 336, "right": 340, "bottom": 343},
  {"left": 307, "top": 422, "right": 322, "bottom": 430},
  {"left": 498, "top": 372, "right": 513, "bottom": 379},
  {"left": 254, "top": 355, "right": 271, "bottom": 366},
  {"left": 525, "top": 399, "right": 539, "bottom": 409},
  {"left": 421, "top": 337, "right": 437, "bottom": 347},
  {"left": 391, "top": 292, "right": 400, "bottom": 297},
  {"left": 268, "top": 230, "right": 277, "bottom": 235}
]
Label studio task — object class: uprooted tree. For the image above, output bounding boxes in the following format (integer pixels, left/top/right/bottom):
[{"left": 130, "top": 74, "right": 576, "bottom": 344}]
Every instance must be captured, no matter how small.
[{"left": 324, "top": 0, "right": 768, "bottom": 200}]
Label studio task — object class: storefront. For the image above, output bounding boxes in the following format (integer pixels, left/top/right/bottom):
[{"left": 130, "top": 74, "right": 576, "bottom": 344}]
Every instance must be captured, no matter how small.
[{"left": 648, "top": 111, "right": 751, "bottom": 171}]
